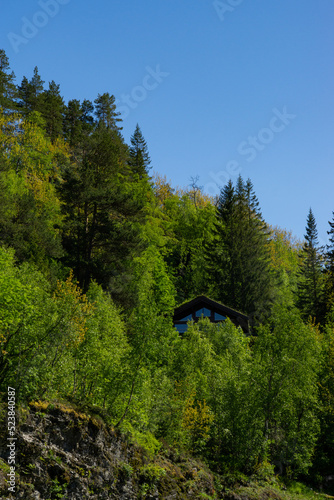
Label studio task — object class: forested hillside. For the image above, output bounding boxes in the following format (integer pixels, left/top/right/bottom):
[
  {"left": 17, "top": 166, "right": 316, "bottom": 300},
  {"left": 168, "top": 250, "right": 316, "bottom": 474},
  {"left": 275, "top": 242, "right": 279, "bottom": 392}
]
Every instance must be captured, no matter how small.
[{"left": 0, "top": 49, "right": 333, "bottom": 496}]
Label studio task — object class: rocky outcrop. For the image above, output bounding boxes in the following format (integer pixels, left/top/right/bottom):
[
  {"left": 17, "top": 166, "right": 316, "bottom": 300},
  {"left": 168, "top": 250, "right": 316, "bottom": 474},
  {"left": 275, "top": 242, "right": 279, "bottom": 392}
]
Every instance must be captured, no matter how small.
[{"left": 0, "top": 402, "right": 216, "bottom": 499}]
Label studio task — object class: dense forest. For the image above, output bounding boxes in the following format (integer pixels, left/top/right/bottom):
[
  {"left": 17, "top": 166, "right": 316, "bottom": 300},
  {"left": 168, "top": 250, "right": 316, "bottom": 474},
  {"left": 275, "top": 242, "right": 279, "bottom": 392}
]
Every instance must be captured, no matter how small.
[{"left": 0, "top": 48, "right": 333, "bottom": 493}]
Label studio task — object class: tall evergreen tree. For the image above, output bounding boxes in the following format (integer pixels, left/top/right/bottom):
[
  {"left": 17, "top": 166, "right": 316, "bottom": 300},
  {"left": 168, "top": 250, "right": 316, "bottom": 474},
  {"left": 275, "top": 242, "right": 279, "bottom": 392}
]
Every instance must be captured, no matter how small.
[
  {"left": 63, "top": 99, "right": 83, "bottom": 148},
  {"left": 297, "top": 208, "right": 324, "bottom": 323},
  {"left": 94, "top": 92, "right": 122, "bottom": 131},
  {"left": 40, "top": 80, "right": 65, "bottom": 142},
  {"left": 80, "top": 99, "right": 95, "bottom": 134},
  {"left": 129, "top": 124, "right": 151, "bottom": 179},
  {"left": 324, "top": 212, "right": 334, "bottom": 313},
  {"left": 59, "top": 124, "right": 145, "bottom": 294},
  {"left": 0, "top": 49, "right": 17, "bottom": 113},
  {"left": 63, "top": 98, "right": 95, "bottom": 147},
  {"left": 18, "top": 66, "right": 44, "bottom": 114},
  {"left": 206, "top": 176, "right": 273, "bottom": 322}
]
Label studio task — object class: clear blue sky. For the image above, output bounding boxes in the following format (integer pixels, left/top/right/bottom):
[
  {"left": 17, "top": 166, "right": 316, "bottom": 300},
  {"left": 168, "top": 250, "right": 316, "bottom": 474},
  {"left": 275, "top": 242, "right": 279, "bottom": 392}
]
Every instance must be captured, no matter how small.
[{"left": 1, "top": 0, "right": 333, "bottom": 242}]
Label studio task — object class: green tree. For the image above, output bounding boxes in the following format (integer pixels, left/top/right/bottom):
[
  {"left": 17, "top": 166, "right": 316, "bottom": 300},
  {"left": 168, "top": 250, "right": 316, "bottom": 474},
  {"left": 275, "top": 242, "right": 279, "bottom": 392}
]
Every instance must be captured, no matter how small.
[
  {"left": 59, "top": 125, "right": 145, "bottom": 294},
  {"left": 0, "top": 110, "right": 66, "bottom": 267},
  {"left": 297, "top": 208, "right": 325, "bottom": 323},
  {"left": 80, "top": 99, "right": 95, "bottom": 133},
  {"left": 250, "top": 306, "right": 321, "bottom": 475},
  {"left": 268, "top": 226, "right": 301, "bottom": 308},
  {"left": 162, "top": 191, "right": 216, "bottom": 302},
  {"left": 206, "top": 176, "right": 273, "bottom": 322},
  {"left": 129, "top": 124, "right": 151, "bottom": 179},
  {"left": 94, "top": 92, "right": 122, "bottom": 130},
  {"left": 114, "top": 246, "right": 177, "bottom": 431},
  {"left": 0, "top": 250, "right": 93, "bottom": 401},
  {"left": 69, "top": 282, "right": 129, "bottom": 410},
  {"left": 18, "top": 66, "right": 44, "bottom": 115},
  {"left": 0, "top": 49, "right": 17, "bottom": 113},
  {"left": 63, "top": 99, "right": 83, "bottom": 148},
  {"left": 40, "top": 80, "right": 65, "bottom": 142},
  {"left": 310, "top": 319, "right": 334, "bottom": 488},
  {"left": 325, "top": 212, "right": 334, "bottom": 314}
]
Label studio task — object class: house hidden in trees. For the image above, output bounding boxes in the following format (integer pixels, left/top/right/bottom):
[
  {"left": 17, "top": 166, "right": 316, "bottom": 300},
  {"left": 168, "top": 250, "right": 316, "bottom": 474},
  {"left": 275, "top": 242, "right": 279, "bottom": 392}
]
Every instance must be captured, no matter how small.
[{"left": 173, "top": 295, "right": 249, "bottom": 334}]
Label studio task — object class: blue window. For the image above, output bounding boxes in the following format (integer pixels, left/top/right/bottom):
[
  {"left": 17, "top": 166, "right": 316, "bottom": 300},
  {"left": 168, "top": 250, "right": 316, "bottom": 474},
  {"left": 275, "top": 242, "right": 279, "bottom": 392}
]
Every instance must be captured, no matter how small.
[
  {"left": 179, "top": 314, "right": 193, "bottom": 321},
  {"left": 175, "top": 323, "right": 188, "bottom": 333},
  {"left": 214, "top": 312, "right": 226, "bottom": 321},
  {"left": 195, "top": 307, "right": 211, "bottom": 318}
]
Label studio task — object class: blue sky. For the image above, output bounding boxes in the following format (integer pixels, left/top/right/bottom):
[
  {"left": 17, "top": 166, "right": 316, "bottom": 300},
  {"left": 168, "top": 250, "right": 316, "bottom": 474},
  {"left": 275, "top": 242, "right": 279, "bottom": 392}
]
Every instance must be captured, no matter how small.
[{"left": 1, "top": 0, "right": 333, "bottom": 242}]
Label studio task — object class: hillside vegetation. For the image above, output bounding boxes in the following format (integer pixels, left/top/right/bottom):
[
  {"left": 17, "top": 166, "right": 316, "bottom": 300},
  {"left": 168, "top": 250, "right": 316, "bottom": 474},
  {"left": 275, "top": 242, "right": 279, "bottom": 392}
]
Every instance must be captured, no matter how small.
[{"left": 0, "top": 49, "right": 333, "bottom": 498}]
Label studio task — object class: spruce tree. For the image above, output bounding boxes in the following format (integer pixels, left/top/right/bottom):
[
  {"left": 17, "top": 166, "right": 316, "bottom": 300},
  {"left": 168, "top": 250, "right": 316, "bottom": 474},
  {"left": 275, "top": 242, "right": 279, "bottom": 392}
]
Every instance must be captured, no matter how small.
[
  {"left": 129, "top": 124, "right": 151, "bottom": 179},
  {"left": 18, "top": 66, "right": 44, "bottom": 114},
  {"left": 325, "top": 212, "right": 334, "bottom": 313},
  {"left": 0, "top": 49, "right": 17, "bottom": 113},
  {"left": 297, "top": 208, "right": 324, "bottom": 323},
  {"left": 206, "top": 176, "right": 273, "bottom": 322}
]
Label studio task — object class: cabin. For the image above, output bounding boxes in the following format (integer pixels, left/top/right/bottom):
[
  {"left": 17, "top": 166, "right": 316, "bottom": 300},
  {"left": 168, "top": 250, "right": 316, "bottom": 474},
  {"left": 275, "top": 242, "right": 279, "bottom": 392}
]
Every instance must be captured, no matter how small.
[{"left": 173, "top": 295, "right": 249, "bottom": 334}]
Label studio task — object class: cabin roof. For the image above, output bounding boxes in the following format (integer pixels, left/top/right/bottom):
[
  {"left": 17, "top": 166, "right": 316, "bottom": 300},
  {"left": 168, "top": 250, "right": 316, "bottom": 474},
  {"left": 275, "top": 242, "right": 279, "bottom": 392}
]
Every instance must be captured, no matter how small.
[{"left": 173, "top": 295, "right": 249, "bottom": 334}]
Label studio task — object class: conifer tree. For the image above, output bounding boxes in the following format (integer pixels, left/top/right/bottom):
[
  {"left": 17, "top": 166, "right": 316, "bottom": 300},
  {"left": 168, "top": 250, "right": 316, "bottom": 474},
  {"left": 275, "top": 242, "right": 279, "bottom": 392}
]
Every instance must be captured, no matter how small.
[
  {"left": 325, "top": 212, "right": 334, "bottom": 313},
  {"left": 0, "top": 49, "right": 17, "bottom": 113},
  {"left": 94, "top": 92, "right": 122, "bottom": 130},
  {"left": 59, "top": 124, "right": 145, "bottom": 294},
  {"left": 39, "top": 80, "right": 65, "bottom": 142},
  {"left": 129, "top": 124, "right": 151, "bottom": 179},
  {"left": 206, "top": 176, "right": 273, "bottom": 322},
  {"left": 63, "top": 99, "right": 83, "bottom": 148},
  {"left": 297, "top": 208, "right": 324, "bottom": 323},
  {"left": 18, "top": 66, "right": 44, "bottom": 114},
  {"left": 80, "top": 99, "right": 95, "bottom": 134}
]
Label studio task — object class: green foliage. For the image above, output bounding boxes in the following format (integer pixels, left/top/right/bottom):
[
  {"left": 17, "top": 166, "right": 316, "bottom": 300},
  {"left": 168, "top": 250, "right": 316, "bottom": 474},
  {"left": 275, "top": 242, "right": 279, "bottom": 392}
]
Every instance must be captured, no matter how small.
[
  {"left": 249, "top": 306, "right": 321, "bottom": 475},
  {"left": 206, "top": 176, "right": 274, "bottom": 323},
  {"left": 129, "top": 123, "right": 151, "bottom": 179},
  {"left": 139, "top": 464, "right": 166, "bottom": 484},
  {"left": 0, "top": 251, "right": 94, "bottom": 400},
  {"left": 121, "top": 422, "right": 162, "bottom": 457},
  {"left": 0, "top": 50, "right": 333, "bottom": 491},
  {"left": 296, "top": 209, "right": 325, "bottom": 323},
  {"left": 94, "top": 92, "right": 122, "bottom": 130},
  {"left": 0, "top": 109, "right": 66, "bottom": 268},
  {"left": 59, "top": 123, "right": 146, "bottom": 295},
  {"left": 17, "top": 66, "right": 44, "bottom": 115},
  {"left": 268, "top": 226, "right": 301, "bottom": 309},
  {"left": 0, "top": 49, "right": 17, "bottom": 113},
  {"left": 72, "top": 281, "right": 129, "bottom": 411},
  {"left": 161, "top": 190, "right": 216, "bottom": 301},
  {"left": 324, "top": 211, "right": 334, "bottom": 315},
  {"left": 39, "top": 80, "right": 65, "bottom": 143}
]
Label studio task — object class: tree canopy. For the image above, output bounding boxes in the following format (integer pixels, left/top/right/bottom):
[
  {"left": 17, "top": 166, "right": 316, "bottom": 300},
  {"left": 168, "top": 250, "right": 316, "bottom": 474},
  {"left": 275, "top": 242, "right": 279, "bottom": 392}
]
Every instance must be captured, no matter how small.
[{"left": 0, "top": 49, "right": 333, "bottom": 494}]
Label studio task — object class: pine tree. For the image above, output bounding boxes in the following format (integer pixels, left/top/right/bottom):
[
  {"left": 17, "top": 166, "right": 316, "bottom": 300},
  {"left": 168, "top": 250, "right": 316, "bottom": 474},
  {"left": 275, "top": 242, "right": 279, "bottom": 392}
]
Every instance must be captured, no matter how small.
[
  {"left": 40, "top": 80, "right": 65, "bottom": 142},
  {"left": 63, "top": 99, "right": 83, "bottom": 148},
  {"left": 297, "top": 208, "right": 324, "bottom": 323},
  {"left": 59, "top": 124, "right": 145, "bottom": 294},
  {"left": 129, "top": 124, "right": 151, "bottom": 178},
  {"left": 0, "top": 50, "right": 17, "bottom": 113},
  {"left": 94, "top": 92, "right": 122, "bottom": 130},
  {"left": 80, "top": 99, "right": 95, "bottom": 134}
]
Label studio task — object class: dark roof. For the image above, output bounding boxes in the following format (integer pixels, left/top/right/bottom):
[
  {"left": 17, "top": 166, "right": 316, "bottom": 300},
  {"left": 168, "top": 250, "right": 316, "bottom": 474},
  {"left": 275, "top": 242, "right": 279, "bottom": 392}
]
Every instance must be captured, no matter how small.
[{"left": 173, "top": 295, "right": 249, "bottom": 334}]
